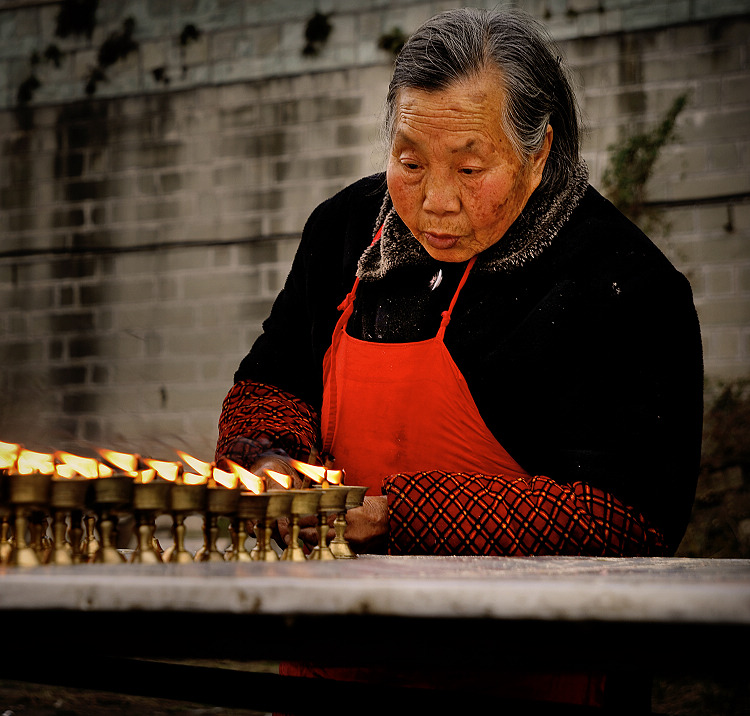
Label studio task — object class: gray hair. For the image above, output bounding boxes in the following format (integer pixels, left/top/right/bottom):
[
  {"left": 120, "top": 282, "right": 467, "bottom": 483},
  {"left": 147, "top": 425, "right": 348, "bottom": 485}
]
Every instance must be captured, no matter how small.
[{"left": 385, "top": 7, "right": 581, "bottom": 197}]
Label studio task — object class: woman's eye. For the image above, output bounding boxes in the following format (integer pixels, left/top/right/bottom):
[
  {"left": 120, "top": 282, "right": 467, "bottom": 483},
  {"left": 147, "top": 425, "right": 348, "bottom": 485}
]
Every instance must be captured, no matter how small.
[
  {"left": 460, "top": 167, "right": 480, "bottom": 175},
  {"left": 402, "top": 161, "right": 420, "bottom": 170}
]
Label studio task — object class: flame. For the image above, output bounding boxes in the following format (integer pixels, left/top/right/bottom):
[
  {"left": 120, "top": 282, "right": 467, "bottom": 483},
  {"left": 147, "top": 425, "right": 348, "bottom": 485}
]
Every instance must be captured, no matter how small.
[
  {"left": 212, "top": 466, "right": 237, "bottom": 489},
  {"left": 176, "top": 451, "right": 213, "bottom": 478},
  {"left": 136, "top": 468, "right": 157, "bottom": 484},
  {"left": 143, "top": 458, "right": 182, "bottom": 482},
  {"left": 290, "top": 459, "right": 342, "bottom": 485},
  {"left": 99, "top": 464, "right": 114, "bottom": 477},
  {"left": 290, "top": 459, "right": 326, "bottom": 484},
  {"left": 225, "top": 460, "right": 264, "bottom": 494},
  {"left": 265, "top": 469, "right": 292, "bottom": 489},
  {"left": 0, "top": 441, "right": 20, "bottom": 470},
  {"left": 55, "top": 451, "right": 100, "bottom": 479},
  {"left": 55, "top": 463, "right": 78, "bottom": 479},
  {"left": 183, "top": 472, "right": 207, "bottom": 485},
  {"left": 325, "top": 469, "right": 343, "bottom": 485},
  {"left": 98, "top": 449, "right": 139, "bottom": 474},
  {"left": 17, "top": 449, "right": 55, "bottom": 475}
]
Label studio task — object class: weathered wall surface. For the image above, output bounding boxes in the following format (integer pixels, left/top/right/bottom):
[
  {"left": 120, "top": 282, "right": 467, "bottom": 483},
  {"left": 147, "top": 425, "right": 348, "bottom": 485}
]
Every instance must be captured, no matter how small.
[{"left": 0, "top": 0, "right": 749, "bottom": 460}]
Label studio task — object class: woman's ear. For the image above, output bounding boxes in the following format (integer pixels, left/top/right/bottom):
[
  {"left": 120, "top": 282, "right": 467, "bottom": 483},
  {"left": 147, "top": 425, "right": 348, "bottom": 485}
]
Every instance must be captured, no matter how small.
[{"left": 529, "top": 124, "right": 553, "bottom": 189}]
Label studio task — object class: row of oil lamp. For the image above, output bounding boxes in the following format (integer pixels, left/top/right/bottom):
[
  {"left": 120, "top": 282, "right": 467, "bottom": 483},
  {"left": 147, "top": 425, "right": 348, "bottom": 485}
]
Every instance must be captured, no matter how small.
[{"left": 0, "top": 441, "right": 368, "bottom": 567}]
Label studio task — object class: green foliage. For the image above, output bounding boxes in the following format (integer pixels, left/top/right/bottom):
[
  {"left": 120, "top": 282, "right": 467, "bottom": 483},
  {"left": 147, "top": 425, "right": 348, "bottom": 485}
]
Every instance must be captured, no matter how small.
[
  {"left": 180, "top": 23, "right": 201, "bottom": 47},
  {"left": 55, "top": 0, "right": 98, "bottom": 40},
  {"left": 97, "top": 17, "right": 138, "bottom": 69},
  {"left": 16, "top": 44, "right": 65, "bottom": 106},
  {"left": 602, "top": 93, "right": 688, "bottom": 222},
  {"left": 84, "top": 66, "right": 106, "bottom": 96},
  {"left": 44, "top": 44, "right": 63, "bottom": 69},
  {"left": 378, "top": 27, "right": 409, "bottom": 58},
  {"left": 16, "top": 74, "right": 40, "bottom": 105},
  {"left": 152, "top": 66, "right": 170, "bottom": 86},
  {"left": 303, "top": 11, "right": 333, "bottom": 56},
  {"left": 17, "top": 9, "right": 140, "bottom": 103},
  {"left": 85, "top": 17, "right": 138, "bottom": 96},
  {"left": 677, "top": 377, "right": 750, "bottom": 558},
  {"left": 702, "top": 378, "right": 750, "bottom": 473}
]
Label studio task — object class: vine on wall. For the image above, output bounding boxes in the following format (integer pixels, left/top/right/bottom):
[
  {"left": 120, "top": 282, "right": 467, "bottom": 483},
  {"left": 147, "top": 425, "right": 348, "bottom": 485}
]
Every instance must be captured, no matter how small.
[
  {"left": 85, "top": 17, "right": 138, "bottom": 95},
  {"left": 602, "top": 93, "right": 689, "bottom": 224},
  {"left": 54, "top": 0, "right": 98, "bottom": 40},
  {"left": 377, "top": 27, "right": 408, "bottom": 58},
  {"left": 15, "top": 3, "right": 203, "bottom": 104},
  {"left": 302, "top": 11, "right": 333, "bottom": 56}
]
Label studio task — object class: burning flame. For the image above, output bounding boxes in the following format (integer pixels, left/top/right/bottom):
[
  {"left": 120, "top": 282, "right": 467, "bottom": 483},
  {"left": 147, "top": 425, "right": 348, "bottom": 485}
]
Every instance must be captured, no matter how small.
[
  {"left": 291, "top": 459, "right": 326, "bottom": 483},
  {"left": 17, "top": 449, "right": 55, "bottom": 475},
  {"left": 176, "top": 451, "right": 212, "bottom": 478},
  {"left": 55, "top": 452, "right": 101, "bottom": 479},
  {"left": 265, "top": 469, "right": 292, "bottom": 489},
  {"left": 290, "top": 459, "right": 342, "bottom": 486},
  {"left": 143, "top": 458, "right": 182, "bottom": 482},
  {"left": 212, "top": 466, "right": 238, "bottom": 489},
  {"left": 98, "top": 449, "right": 140, "bottom": 475},
  {"left": 136, "top": 468, "right": 157, "bottom": 484},
  {"left": 325, "top": 469, "right": 343, "bottom": 485},
  {"left": 0, "top": 441, "right": 20, "bottom": 470},
  {"left": 182, "top": 472, "right": 207, "bottom": 485},
  {"left": 54, "top": 463, "right": 78, "bottom": 479},
  {"left": 225, "top": 460, "right": 264, "bottom": 494}
]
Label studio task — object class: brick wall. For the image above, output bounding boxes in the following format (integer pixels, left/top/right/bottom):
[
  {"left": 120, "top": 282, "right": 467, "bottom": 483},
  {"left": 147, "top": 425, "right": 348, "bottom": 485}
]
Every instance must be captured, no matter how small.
[{"left": 0, "top": 0, "right": 748, "bottom": 459}]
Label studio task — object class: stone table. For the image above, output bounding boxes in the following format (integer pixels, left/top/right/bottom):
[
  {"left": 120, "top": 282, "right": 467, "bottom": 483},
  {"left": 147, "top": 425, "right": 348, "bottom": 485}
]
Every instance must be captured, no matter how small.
[{"left": 1, "top": 555, "right": 748, "bottom": 713}]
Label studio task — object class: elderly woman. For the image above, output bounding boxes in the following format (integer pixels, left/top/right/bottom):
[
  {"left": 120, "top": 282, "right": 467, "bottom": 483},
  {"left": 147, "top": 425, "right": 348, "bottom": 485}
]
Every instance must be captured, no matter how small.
[
  {"left": 216, "top": 8, "right": 703, "bottom": 707},
  {"left": 217, "top": 10, "right": 702, "bottom": 565}
]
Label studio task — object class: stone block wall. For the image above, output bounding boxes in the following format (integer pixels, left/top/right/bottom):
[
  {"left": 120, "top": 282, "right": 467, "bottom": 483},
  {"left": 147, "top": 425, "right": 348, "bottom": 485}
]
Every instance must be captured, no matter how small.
[
  {"left": 0, "top": 0, "right": 748, "bottom": 459},
  {"left": 0, "top": 61, "right": 391, "bottom": 457}
]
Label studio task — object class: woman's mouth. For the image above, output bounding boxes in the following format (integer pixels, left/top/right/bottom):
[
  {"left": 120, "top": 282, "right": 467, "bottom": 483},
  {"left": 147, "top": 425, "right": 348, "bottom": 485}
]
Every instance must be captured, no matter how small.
[{"left": 423, "top": 232, "right": 461, "bottom": 250}]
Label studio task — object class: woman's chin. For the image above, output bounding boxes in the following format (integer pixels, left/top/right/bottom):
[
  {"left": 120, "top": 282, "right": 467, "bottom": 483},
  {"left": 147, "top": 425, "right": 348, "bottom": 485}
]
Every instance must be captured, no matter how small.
[{"left": 420, "top": 241, "right": 474, "bottom": 263}]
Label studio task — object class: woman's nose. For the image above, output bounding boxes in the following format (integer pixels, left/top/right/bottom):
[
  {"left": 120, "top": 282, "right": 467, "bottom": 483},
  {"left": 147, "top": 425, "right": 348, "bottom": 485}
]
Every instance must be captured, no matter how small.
[{"left": 422, "top": 171, "right": 460, "bottom": 215}]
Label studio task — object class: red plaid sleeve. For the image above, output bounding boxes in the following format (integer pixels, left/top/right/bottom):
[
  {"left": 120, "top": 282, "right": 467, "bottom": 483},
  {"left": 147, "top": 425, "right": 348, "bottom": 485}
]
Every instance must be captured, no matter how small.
[
  {"left": 383, "top": 471, "right": 667, "bottom": 557},
  {"left": 215, "top": 381, "right": 320, "bottom": 468}
]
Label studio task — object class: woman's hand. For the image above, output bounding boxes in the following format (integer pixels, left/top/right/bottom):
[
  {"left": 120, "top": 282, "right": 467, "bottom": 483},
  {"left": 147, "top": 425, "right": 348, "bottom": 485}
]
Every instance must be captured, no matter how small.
[
  {"left": 344, "top": 495, "right": 389, "bottom": 553},
  {"left": 276, "top": 494, "right": 390, "bottom": 554}
]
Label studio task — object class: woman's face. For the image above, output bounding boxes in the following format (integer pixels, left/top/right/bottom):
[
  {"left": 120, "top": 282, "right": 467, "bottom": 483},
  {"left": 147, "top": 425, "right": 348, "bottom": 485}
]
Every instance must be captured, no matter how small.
[{"left": 386, "top": 70, "right": 552, "bottom": 263}]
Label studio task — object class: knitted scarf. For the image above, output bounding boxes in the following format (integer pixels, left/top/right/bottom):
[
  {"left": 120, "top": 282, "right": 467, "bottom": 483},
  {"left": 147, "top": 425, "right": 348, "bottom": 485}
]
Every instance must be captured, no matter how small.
[{"left": 357, "top": 160, "right": 590, "bottom": 281}]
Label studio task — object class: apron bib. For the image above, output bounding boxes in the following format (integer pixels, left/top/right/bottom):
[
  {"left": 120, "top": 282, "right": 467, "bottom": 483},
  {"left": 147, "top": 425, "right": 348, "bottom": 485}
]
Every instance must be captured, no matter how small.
[{"left": 321, "top": 230, "right": 529, "bottom": 491}]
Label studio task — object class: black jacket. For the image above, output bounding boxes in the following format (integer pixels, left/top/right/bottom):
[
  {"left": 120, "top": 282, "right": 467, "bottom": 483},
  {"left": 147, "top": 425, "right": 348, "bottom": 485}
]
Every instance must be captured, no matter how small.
[{"left": 236, "top": 173, "right": 703, "bottom": 550}]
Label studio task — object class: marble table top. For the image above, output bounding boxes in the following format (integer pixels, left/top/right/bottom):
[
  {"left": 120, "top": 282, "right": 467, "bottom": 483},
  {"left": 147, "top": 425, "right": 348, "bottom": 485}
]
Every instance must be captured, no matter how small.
[{"left": 1, "top": 555, "right": 748, "bottom": 624}]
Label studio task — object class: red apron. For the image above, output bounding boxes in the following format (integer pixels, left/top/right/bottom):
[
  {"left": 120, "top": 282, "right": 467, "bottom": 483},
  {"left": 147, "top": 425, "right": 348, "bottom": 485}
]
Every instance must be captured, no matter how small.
[
  {"left": 321, "top": 229, "right": 529, "bottom": 491},
  {"left": 283, "top": 230, "right": 606, "bottom": 708}
]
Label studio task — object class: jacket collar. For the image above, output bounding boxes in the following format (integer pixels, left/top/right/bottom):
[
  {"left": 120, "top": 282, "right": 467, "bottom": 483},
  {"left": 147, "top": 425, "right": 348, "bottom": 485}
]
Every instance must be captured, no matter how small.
[{"left": 357, "top": 160, "right": 590, "bottom": 280}]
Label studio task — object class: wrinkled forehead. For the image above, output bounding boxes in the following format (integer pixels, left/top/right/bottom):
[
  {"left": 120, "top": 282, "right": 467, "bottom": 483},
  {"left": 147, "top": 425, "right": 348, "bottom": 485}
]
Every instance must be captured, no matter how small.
[{"left": 389, "top": 72, "right": 509, "bottom": 153}]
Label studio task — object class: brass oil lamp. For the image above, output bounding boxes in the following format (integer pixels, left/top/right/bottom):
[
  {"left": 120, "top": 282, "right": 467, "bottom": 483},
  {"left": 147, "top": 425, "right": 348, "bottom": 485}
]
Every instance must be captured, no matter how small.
[
  {"left": 94, "top": 450, "right": 139, "bottom": 563},
  {"left": 195, "top": 466, "right": 240, "bottom": 562},
  {"left": 281, "top": 488, "right": 322, "bottom": 562},
  {"left": 329, "top": 485, "right": 369, "bottom": 559},
  {"left": 48, "top": 453, "right": 100, "bottom": 565},
  {"left": 167, "top": 477, "right": 207, "bottom": 563},
  {"left": 224, "top": 461, "right": 265, "bottom": 561},
  {"left": 9, "top": 449, "right": 54, "bottom": 567},
  {"left": 0, "top": 441, "right": 20, "bottom": 565},
  {"left": 254, "top": 489, "right": 294, "bottom": 561},
  {"left": 130, "top": 470, "right": 171, "bottom": 563},
  {"left": 309, "top": 485, "right": 351, "bottom": 560}
]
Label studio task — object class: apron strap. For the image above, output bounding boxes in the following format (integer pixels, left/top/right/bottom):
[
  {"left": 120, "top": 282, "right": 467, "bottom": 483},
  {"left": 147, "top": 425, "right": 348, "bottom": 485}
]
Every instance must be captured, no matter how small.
[
  {"left": 437, "top": 256, "right": 477, "bottom": 339},
  {"left": 337, "top": 224, "right": 383, "bottom": 312}
]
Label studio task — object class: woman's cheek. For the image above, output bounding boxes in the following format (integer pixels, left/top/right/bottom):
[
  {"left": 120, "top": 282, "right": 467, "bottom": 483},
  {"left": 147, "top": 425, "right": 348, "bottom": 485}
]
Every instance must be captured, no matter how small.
[{"left": 389, "top": 176, "right": 419, "bottom": 220}]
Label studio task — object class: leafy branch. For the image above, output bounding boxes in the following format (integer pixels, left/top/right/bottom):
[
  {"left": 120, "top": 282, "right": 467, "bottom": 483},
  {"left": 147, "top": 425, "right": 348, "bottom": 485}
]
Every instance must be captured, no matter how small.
[
  {"left": 302, "top": 11, "right": 333, "bottom": 57},
  {"left": 377, "top": 27, "right": 408, "bottom": 58},
  {"left": 602, "top": 93, "right": 688, "bottom": 222}
]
